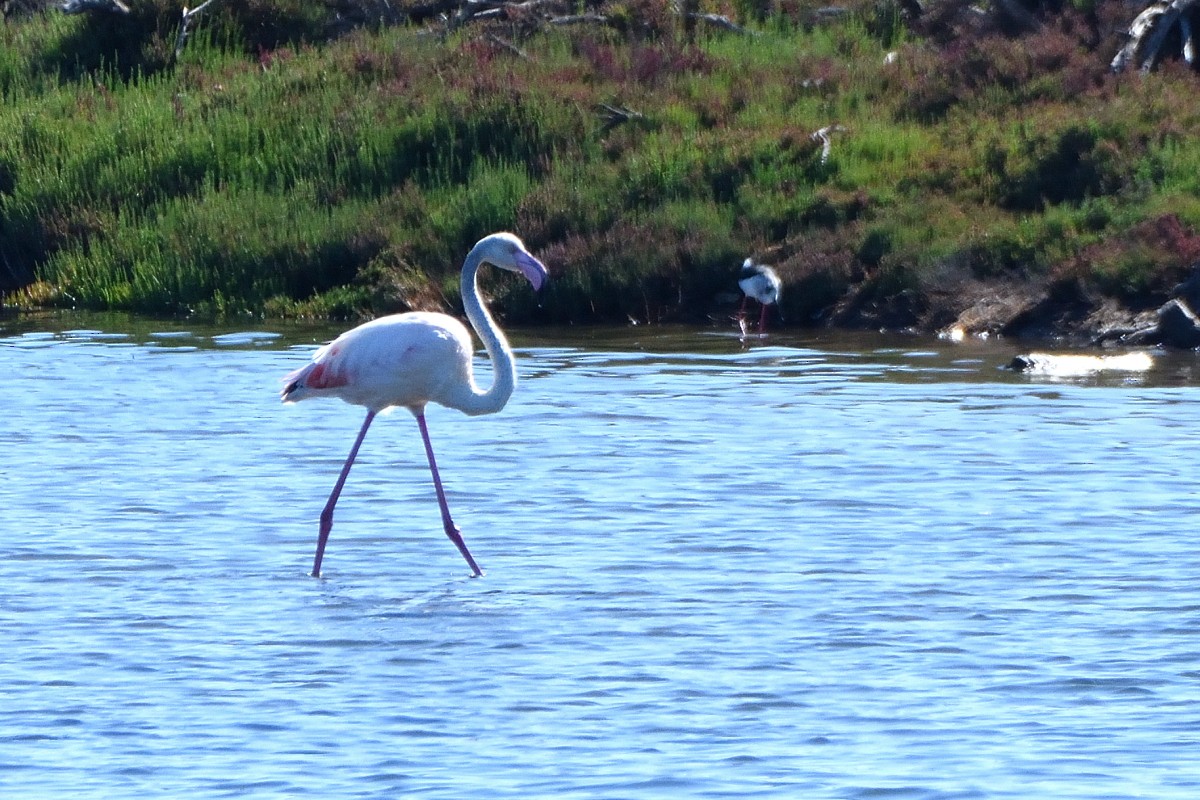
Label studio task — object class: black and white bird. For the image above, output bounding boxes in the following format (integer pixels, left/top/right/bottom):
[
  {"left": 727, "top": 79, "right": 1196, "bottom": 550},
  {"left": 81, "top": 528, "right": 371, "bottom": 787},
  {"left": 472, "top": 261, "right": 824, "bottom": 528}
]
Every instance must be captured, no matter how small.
[{"left": 737, "top": 258, "right": 783, "bottom": 334}]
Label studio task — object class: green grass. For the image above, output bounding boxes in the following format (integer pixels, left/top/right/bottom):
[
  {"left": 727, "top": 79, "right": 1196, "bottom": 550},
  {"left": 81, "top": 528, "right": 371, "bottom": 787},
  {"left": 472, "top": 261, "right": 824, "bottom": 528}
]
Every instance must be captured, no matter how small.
[{"left": 1, "top": 1, "right": 1198, "bottom": 329}]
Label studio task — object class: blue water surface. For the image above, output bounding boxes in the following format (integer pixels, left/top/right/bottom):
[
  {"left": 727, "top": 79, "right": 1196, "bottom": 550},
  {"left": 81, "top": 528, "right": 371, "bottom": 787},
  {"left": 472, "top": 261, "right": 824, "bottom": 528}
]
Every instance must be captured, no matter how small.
[{"left": 2, "top": 317, "right": 1198, "bottom": 799}]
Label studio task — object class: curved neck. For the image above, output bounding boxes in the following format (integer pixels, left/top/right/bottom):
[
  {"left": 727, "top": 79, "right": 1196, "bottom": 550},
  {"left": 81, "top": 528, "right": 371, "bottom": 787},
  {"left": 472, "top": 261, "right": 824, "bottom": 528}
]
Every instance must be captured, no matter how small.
[{"left": 446, "top": 248, "right": 516, "bottom": 416}]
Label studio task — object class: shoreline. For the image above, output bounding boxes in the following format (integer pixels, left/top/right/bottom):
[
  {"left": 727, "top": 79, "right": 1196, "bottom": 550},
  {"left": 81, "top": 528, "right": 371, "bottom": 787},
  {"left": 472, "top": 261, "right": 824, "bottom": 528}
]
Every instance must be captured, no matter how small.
[{"left": 813, "top": 275, "right": 1194, "bottom": 350}]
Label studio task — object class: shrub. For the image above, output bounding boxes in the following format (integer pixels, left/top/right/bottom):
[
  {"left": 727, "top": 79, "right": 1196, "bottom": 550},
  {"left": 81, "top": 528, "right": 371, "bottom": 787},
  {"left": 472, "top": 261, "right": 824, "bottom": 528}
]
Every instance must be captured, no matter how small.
[
  {"left": 1081, "top": 214, "right": 1200, "bottom": 302},
  {"left": 995, "top": 124, "right": 1129, "bottom": 211}
]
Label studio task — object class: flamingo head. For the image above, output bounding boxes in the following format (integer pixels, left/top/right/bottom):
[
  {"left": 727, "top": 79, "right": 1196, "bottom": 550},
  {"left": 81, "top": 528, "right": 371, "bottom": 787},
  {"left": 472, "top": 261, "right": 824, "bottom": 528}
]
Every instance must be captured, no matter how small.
[{"left": 476, "top": 232, "right": 549, "bottom": 291}]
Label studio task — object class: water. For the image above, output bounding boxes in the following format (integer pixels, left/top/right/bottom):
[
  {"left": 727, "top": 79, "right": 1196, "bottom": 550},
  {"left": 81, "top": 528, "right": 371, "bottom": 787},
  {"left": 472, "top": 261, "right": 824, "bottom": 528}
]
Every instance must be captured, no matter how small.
[{"left": 3, "top": 313, "right": 1199, "bottom": 799}]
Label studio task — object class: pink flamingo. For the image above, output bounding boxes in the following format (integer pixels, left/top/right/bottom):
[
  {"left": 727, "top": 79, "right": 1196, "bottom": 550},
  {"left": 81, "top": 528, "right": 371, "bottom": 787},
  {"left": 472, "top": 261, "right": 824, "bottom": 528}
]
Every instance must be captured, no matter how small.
[
  {"left": 281, "top": 232, "right": 548, "bottom": 578},
  {"left": 738, "top": 258, "right": 783, "bottom": 334}
]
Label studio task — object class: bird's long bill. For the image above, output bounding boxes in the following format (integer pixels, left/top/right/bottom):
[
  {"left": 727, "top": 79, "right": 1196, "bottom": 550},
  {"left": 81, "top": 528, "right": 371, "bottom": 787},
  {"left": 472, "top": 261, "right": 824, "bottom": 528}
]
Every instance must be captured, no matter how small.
[{"left": 516, "top": 251, "right": 549, "bottom": 292}]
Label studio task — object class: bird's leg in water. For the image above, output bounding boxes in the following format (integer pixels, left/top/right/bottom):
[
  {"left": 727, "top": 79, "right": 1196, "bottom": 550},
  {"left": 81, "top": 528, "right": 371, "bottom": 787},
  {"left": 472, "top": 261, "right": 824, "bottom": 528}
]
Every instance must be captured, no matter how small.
[
  {"left": 313, "top": 410, "right": 376, "bottom": 578},
  {"left": 734, "top": 296, "right": 751, "bottom": 337},
  {"left": 416, "top": 413, "right": 484, "bottom": 577}
]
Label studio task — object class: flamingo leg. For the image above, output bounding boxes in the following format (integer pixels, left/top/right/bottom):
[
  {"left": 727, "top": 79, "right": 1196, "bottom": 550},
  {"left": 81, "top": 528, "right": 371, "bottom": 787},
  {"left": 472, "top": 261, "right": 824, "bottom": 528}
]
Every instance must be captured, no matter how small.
[
  {"left": 758, "top": 302, "right": 769, "bottom": 334},
  {"left": 416, "top": 412, "right": 484, "bottom": 577},
  {"left": 313, "top": 410, "right": 376, "bottom": 578}
]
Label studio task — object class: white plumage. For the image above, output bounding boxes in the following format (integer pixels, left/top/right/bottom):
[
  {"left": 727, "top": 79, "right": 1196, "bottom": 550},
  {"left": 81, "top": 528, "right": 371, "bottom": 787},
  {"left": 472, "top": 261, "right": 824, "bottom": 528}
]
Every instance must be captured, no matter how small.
[
  {"left": 281, "top": 232, "right": 548, "bottom": 578},
  {"left": 738, "top": 257, "right": 782, "bottom": 334}
]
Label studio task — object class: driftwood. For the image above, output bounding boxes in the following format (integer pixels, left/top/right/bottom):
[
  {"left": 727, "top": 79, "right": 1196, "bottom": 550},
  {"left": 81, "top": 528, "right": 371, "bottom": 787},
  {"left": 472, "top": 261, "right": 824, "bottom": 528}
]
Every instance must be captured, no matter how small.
[
  {"left": 685, "top": 12, "right": 755, "bottom": 35},
  {"left": 547, "top": 12, "right": 608, "bottom": 26},
  {"left": 1112, "top": 0, "right": 1200, "bottom": 72},
  {"left": 175, "top": 0, "right": 219, "bottom": 61},
  {"left": 810, "top": 124, "right": 847, "bottom": 164},
  {"left": 596, "top": 102, "right": 645, "bottom": 132},
  {"left": 1007, "top": 351, "right": 1155, "bottom": 374}
]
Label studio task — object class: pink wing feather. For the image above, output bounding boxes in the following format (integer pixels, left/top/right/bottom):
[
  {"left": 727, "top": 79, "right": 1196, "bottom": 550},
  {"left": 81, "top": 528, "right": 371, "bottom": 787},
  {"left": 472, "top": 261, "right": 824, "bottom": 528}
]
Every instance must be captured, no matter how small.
[{"left": 280, "top": 344, "right": 349, "bottom": 402}]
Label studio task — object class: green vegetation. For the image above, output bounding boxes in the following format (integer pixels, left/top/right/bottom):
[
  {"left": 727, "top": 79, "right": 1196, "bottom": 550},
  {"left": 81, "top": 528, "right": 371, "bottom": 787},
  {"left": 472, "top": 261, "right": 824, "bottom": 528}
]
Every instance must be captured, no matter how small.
[{"left": 1, "top": 1, "right": 1199, "bottom": 333}]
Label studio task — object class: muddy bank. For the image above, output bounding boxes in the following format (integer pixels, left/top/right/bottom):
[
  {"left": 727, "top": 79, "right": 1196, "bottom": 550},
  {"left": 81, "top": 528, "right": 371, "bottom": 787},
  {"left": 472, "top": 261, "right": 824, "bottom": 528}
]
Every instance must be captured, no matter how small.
[{"left": 820, "top": 272, "right": 1198, "bottom": 350}]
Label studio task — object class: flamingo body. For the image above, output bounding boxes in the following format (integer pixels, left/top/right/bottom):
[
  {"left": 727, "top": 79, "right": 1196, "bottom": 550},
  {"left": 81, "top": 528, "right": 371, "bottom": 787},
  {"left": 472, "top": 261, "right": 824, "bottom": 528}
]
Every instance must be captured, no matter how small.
[
  {"left": 738, "top": 258, "right": 782, "bottom": 334},
  {"left": 283, "top": 313, "right": 475, "bottom": 413},
  {"left": 282, "top": 232, "right": 548, "bottom": 578}
]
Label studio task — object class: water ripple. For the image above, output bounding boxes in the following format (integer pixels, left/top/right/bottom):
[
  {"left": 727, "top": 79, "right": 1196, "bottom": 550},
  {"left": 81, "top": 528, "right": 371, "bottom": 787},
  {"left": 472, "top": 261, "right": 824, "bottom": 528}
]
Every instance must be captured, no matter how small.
[{"left": 1, "top": 324, "right": 1199, "bottom": 798}]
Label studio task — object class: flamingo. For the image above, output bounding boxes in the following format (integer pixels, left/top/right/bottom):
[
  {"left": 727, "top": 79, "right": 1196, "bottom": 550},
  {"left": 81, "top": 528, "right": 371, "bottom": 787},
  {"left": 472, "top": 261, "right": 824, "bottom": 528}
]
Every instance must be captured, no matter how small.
[
  {"left": 281, "top": 232, "right": 549, "bottom": 578},
  {"left": 737, "top": 258, "right": 782, "bottom": 334}
]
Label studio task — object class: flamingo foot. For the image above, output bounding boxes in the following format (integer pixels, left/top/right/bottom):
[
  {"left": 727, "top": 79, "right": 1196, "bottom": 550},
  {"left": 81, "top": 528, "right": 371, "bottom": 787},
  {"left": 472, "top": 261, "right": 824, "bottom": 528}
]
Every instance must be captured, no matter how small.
[
  {"left": 445, "top": 523, "right": 484, "bottom": 577},
  {"left": 312, "top": 510, "right": 333, "bottom": 578}
]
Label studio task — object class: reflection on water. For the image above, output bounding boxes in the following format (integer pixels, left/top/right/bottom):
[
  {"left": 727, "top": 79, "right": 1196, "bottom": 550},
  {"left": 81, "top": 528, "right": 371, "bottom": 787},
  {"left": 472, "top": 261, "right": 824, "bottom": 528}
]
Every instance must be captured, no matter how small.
[{"left": 3, "top": 312, "right": 1200, "bottom": 799}]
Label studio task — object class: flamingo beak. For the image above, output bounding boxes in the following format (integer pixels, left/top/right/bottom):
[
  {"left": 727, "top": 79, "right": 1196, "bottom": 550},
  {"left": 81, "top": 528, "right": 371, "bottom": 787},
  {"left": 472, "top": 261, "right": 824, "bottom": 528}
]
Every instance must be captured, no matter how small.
[{"left": 516, "top": 251, "right": 549, "bottom": 292}]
